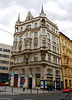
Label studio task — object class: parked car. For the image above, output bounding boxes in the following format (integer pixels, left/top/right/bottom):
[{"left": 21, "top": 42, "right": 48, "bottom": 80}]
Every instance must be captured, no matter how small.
[
  {"left": 60, "top": 92, "right": 72, "bottom": 100},
  {"left": 63, "top": 87, "right": 72, "bottom": 93},
  {"left": 0, "top": 83, "right": 5, "bottom": 86}
]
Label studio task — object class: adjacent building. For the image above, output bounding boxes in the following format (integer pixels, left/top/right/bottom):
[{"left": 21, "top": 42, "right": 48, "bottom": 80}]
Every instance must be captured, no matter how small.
[
  {"left": 0, "top": 43, "right": 13, "bottom": 83},
  {"left": 59, "top": 32, "right": 72, "bottom": 88},
  {"left": 10, "top": 6, "right": 62, "bottom": 89}
]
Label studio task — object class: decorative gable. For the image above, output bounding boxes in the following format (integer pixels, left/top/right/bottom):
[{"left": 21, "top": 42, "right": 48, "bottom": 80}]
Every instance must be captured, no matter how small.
[{"left": 25, "top": 11, "right": 34, "bottom": 21}]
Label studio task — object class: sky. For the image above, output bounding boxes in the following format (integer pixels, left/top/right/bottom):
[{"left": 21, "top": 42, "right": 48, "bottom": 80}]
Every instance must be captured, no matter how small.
[{"left": 0, "top": 0, "right": 72, "bottom": 45}]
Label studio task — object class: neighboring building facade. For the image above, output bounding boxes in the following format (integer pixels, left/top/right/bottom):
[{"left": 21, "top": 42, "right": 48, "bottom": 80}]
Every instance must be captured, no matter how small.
[
  {"left": 59, "top": 32, "right": 72, "bottom": 88},
  {"left": 10, "top": 7, "right": 62, "bottom": 89},
  {"left": 0, "top": 43, "right": 13, "bottom": 83}
]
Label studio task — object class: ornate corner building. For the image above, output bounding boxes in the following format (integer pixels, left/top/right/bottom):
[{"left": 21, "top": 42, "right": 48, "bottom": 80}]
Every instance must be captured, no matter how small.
[
  {"left": 59, "top": 32, "right": 72, "bottom": 88},
  {"left": 10, "top": 6, "right": 62, "bottom": 90}
]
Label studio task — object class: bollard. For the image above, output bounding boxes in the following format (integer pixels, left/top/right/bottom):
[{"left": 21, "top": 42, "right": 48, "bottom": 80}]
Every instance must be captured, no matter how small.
[
  {"left": 43, "top": 88, "right": 44, "bottom": 93},
  {"left": 23, "top": 87, "right": 25, "bottom": 91},
  {"left": 31, "top": 89, "right": 32, "bottom": 94},
  {"left": 37, "top": 88, "right": 38, "bottom": 94},
  {"left": 11, "top": 86, "right": 13, "bottom": 93},
  {"left": 4, "top": 84, "right": 6, "bottom": 91}
]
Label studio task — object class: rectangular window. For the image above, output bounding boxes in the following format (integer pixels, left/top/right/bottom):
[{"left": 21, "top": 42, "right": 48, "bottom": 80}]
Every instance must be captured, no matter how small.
[
  {"left": 24, "top": 57, "right": 26, "bottom": 63},
  {"left": 48, "top": 54, "right": 51, "bottom": 62},
  {"left": 25, "top": 45, "right": 27, "bottom": 49},
  {"left": 47, "top": 33, "right": 50, "bottom": 39},
  {"left": 29, "top": 45, "right": 31, "bottom": 49},
  {"left": 34, "top": 54, "right": 38, "bottom": 62},
  {"left": 57, "top": 39, "right": 58, "bottom": 44},
  {"left": 58, "top": 58, "right": 60, "bottom": 65},
  {"left": 57, "top": 48, "right": 59, "bottom": 54},
  {"left": 26, "top": 33, "right": 28, "bottom": 38},
  {"left": 28, "top": 56, "right": 31, "bottom": 62},
  {"left": 34, "top": 32, "right": 37, "bottom": 38},
  {"left": 34, "top": 44, "right": 37, "bottom": 49},
  {"left": 42, "top": 29, "right": 45, "bottom": 35},
  {"left": 20, "top": 36, "right": 22, "bottom": 41},
  {"left": 30, "top": 33, "right": 31, "bottom": 37},
  {"left": 18, "top": 57, "right": 21, "bottom": 63},
  {"left": 48, "top": 44, "right": 50, "bottom": 50}
]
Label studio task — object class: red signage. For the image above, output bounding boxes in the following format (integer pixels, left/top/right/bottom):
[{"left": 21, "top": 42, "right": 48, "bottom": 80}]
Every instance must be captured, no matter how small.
[{"left": 22, "top": 79, "right": 26, "bottom": 83}]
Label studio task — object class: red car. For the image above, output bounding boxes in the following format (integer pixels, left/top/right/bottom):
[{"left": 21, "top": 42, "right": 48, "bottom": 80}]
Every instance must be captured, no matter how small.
[
  {"left": 0, "top": 83, "right": 5, "bottom": 86},
  {"left": 63, "top": 87, "right": 72, "bottom": 93}
]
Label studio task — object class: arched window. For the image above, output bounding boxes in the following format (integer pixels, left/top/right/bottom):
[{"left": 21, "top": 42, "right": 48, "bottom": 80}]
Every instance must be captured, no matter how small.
[
  {"left": 20, "top": 27, "right": 23, "bottom": 32},
  {"left": 47, "top": 69, "right": 53, "bottom": 74},
  {"left": 28, "top": 68, "right": 32, "bottom": 74},
  {"left": 36, "top": 67, "right": 40, "bottom": 74},
  {"left": 14, "top": 69, "right": 19, "bottom": 74},
  {"left": 21, "top": 69, "right": 25, "bottom": 74},
  {"left": 35, "top": 23, "right": 37, "bottom": 27},
  {"left": 41, "top": 19, "right": 45, "bottom": 25},
  {"left": 18, "top": 57, "right": 21, "bottom": 63},
  {"left": 55, "top": 70, "right": 60, "bottom": 76}
]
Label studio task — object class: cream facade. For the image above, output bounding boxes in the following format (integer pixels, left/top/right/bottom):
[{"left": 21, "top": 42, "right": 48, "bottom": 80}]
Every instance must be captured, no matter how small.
[
  {"left": 0, "top": 43, "right": 13, "bottom": 83},
  {"left": 10, "top": 7, "right": 62, "bottom": 90}
]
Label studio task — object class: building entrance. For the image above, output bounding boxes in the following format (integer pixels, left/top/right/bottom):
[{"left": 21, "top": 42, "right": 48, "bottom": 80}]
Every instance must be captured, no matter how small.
[
  {"left": 14, "top": 74, "right": 18, "bottom": 87},
  {"left": 28, "top": 77, "right": 32, "bottom": 89}
]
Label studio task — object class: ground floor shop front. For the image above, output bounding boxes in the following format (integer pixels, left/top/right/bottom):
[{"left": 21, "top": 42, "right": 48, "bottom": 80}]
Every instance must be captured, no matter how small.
[
  {"left": 10, "top": 65, "right": 63, "bottom": 90},
  {"left": 63, "top": 77, "right": 72, "bottom": 88},
  {"left": 0, "top": 73, "right": 9, "bottom": 83}
]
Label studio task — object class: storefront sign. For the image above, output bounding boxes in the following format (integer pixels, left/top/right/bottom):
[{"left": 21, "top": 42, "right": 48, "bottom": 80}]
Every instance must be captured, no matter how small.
[
  {"left": 11, "top": 72, "right": 14, "bottom": 76},
  {"left": 22, "top": 79, "right": 26, "bottom": 83},
  {"left": 40, "top": 81, "right": 44, "bottom": 88}
]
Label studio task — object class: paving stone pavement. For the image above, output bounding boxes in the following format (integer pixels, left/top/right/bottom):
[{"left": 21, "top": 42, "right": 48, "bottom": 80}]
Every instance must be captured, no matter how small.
[{"left": 0, "top": 86, "right": 62, "bottom": 94}]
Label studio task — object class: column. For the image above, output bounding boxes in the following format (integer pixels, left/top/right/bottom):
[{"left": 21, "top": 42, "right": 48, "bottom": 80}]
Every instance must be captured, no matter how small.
[
  {"left": 53, "top": 68, "right": 56, "bottom": 89},
  {"left": 18, "top": 74, "right": 20, "bottom": 87},
  {"left": 24, "top": 76, "right": 28, "bottom": 88},
  {"left": 32, "top": 76, "right": 36, "bottom": 89},
  {"left": 10, "top": 76, "right": 14, "bottom": 86},
  {"left": 24, "top": 68, "right": 28, "bottom": 88},
  {"left": 32, "top": 68, "right": 36, "bottom": 89}
]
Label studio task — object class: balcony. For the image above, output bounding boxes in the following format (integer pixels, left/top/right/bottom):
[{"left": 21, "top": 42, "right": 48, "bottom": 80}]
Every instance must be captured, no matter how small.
[
  {"left": 25, "top": 28, "right": 31, "bottom": 31},
  {"left": 62, "top": 63, "right": 69, "bottom": 68},
  {"left": 62, "top": 53, "right": 67, "bottom": 57}
]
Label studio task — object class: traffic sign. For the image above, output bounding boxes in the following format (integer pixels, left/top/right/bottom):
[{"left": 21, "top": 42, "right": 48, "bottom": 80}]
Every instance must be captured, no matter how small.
[{"left": 22, "top": 79, "right": 26, "bottom": 83}]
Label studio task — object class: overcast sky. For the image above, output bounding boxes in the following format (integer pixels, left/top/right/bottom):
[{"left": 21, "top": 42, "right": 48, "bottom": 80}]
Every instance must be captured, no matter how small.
[{"left": 0, "top": 0, "right": 72, "bottom": 45}]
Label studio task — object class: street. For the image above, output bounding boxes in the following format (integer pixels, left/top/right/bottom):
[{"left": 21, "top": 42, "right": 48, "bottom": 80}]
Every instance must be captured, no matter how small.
[{"left": 0, "top": 91, "right": 68, "bottom": 100}]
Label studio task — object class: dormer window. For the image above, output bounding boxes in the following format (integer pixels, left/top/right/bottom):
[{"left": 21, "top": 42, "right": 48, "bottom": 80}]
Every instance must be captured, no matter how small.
[
  {"left": 20, "top": 27, "right": 23, "bottom": 32},
  {"left": 35, "top": 23, "right": 37, "bottom": 28}
]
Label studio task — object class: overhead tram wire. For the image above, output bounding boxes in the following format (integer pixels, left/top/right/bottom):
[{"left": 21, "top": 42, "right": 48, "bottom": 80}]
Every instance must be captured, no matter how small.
[{"left": 0, "top": 28, "right": 13, "bottom": 36}]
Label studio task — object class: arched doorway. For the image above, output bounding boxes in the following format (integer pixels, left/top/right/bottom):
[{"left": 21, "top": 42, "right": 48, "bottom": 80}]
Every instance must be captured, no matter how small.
[
  {"left": 55, "top": 70, "right": 60, "bottom": 90},
  {"left": 36, "top": 67, "right": 41, "bottom": 87},
  {"left": 46, "top": 69, "right": 53, "bottom": 89},
  {"left": 28, "top": 68, "right": 32, "bottom": 89},
  {"left": 28, "top": 77, "right": 32, "bottom": 89},
  {"left": 14, "top": 69, "right": 19, "bottom": 87}
]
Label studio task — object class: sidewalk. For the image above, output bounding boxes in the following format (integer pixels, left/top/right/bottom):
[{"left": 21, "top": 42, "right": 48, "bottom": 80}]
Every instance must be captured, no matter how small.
[{"left": 0, "top": 86, "right": 62, "bottom": 94}]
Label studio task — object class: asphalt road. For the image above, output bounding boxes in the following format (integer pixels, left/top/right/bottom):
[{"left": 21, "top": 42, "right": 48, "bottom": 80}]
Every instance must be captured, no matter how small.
[{"left": 0, "top": 91, "right": 68, "bottom": 100}]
